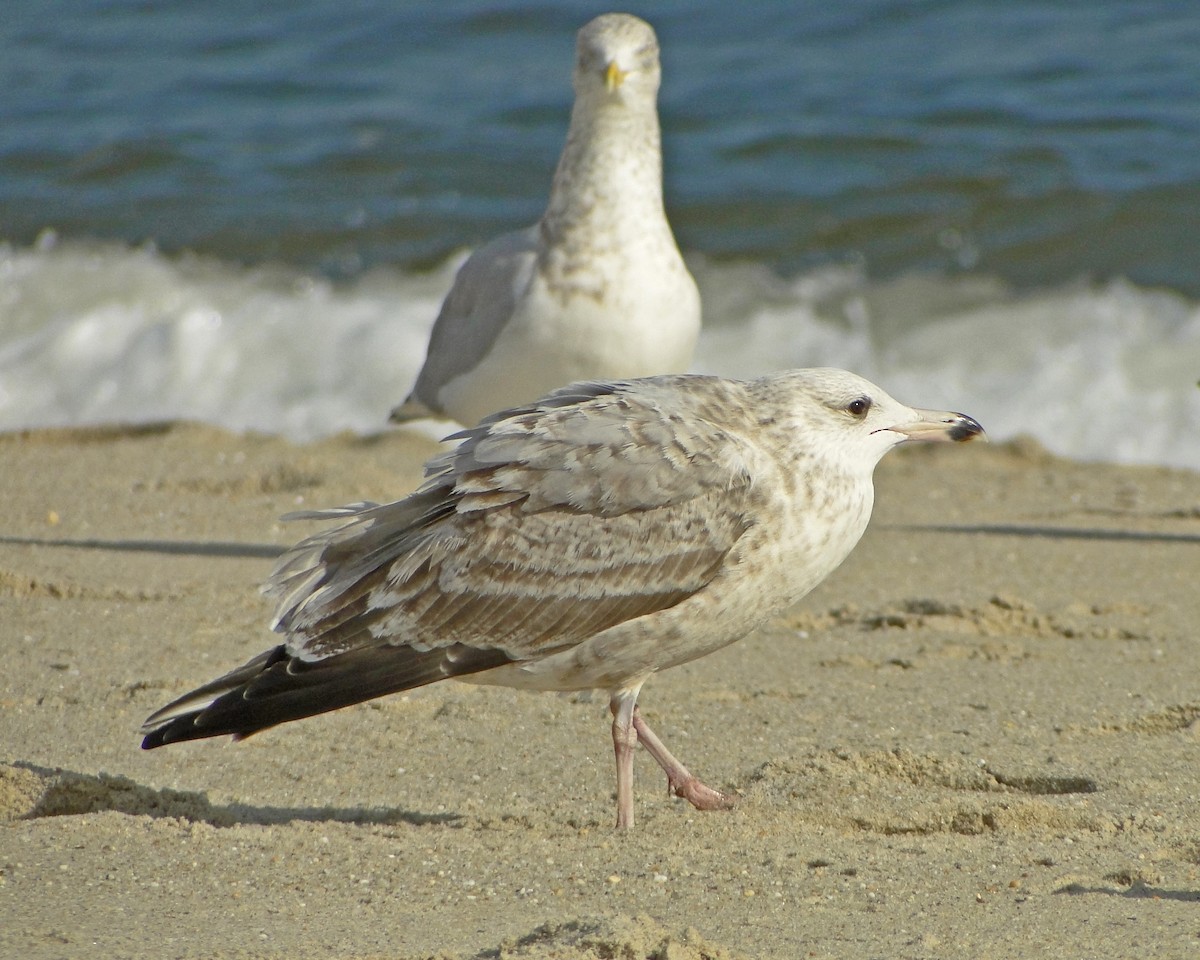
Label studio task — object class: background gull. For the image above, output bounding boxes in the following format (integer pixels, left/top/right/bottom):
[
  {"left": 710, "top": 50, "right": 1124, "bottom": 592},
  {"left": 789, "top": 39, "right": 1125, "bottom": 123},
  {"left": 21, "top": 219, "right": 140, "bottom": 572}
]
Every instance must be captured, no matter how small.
[
  {"left": 143, "top": 368, "right": 984, "bottom": 829},
  {"left": 389, "top": 13, "right": 700, "bottom": 427}
]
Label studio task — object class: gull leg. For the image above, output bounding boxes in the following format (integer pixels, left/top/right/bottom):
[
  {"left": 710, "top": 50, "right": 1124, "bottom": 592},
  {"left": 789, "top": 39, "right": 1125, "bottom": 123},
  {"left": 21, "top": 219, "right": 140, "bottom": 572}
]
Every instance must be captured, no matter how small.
[
  {"left": 610, "top": 690, "right": 640, "bottom": 830},
  {"left": 632, "top": 706, "right": 735, "bottom": 812}
]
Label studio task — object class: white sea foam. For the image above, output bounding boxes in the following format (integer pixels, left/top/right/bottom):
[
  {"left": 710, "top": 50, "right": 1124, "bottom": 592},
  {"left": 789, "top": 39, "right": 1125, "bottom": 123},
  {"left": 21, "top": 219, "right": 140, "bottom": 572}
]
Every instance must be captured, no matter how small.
[
  {"left": 2, "top": 234, "right": 1198, "bottom": 469},
  {"left": 690, "top": 262, "right": 1200, "bottom": 470}
]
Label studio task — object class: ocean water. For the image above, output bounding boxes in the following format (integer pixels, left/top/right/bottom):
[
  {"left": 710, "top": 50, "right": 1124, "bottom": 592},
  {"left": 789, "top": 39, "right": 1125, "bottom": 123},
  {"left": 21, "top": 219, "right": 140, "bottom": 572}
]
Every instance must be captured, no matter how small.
[{"left": 2, "top": 0, "right": 1199, "bottom": 468}]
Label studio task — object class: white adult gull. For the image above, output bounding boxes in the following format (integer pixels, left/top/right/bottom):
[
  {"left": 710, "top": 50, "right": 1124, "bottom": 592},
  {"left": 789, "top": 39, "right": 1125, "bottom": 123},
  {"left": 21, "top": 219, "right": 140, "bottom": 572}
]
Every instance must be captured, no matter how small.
[
  {"left": 389, "top": 13, "right": 700, "bottom": 427},
  {"left": 143, "top": 368, "right": 985, "bottom": 830}
]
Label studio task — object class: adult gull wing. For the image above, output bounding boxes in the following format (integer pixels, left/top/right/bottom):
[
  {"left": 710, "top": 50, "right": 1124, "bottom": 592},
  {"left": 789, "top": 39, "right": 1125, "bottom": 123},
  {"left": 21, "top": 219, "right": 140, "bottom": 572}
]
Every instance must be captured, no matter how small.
[
  {"left": 390, "top": 13, "right": 700, "bottom": 427},
  {"left": 143, "top": 369, "right": 985, "bottom": 829}
]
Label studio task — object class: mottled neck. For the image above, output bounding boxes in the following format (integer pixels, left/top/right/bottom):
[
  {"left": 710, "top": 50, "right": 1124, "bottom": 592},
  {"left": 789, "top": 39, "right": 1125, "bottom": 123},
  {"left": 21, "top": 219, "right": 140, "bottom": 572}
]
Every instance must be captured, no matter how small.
[{"left": 540, "top": 96, "right": 666, "bottom": 244}]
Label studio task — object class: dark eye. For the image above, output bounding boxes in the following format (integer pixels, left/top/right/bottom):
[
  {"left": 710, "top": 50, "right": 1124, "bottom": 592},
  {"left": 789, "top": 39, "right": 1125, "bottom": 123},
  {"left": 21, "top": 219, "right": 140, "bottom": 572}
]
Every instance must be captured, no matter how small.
[{"left": 846, "top": 397, "right": 871, "bottom": 418}]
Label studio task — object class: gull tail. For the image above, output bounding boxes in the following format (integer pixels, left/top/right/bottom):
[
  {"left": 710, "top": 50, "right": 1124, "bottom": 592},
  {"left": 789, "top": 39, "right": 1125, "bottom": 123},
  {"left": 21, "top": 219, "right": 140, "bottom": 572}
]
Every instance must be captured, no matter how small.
[{"left": 140, "top": 642, "right": 513, "bottom": 749}]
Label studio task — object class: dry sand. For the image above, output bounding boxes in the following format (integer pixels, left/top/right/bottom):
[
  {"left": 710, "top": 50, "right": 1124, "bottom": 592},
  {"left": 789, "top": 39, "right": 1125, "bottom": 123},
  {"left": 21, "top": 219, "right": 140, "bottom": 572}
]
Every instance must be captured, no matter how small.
[{"left": 2, "top": 421, "right": 1198, "bottom": 959}]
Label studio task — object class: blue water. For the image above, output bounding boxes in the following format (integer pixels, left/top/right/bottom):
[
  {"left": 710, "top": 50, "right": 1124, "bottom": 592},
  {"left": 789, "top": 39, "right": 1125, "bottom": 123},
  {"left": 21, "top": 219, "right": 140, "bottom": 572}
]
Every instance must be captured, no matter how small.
[{"left": 2, "top": 1, "right": 1199, "bottom": 466}]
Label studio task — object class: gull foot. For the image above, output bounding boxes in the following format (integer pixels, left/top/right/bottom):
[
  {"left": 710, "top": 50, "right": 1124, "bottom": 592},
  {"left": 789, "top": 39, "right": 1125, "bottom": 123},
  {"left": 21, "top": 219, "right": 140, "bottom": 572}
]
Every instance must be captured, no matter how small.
[{"left": 670, "top": 776, "right": 737, "bottom": 812}]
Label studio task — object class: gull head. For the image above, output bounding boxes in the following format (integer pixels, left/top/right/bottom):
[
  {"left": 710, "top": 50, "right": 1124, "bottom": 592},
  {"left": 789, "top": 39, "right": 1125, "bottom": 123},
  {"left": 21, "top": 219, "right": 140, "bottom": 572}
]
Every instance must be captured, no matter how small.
[
  {"left": 756, "top": 368, "right": 986, "bottom": 477},
  {"left": 575, "top": 13, "right": 661, "bottom": 100}
]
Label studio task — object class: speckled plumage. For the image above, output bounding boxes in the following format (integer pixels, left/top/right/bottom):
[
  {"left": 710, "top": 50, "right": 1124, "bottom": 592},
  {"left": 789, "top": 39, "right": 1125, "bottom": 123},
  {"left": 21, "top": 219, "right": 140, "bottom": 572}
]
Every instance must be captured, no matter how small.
[
  {"left": 391, "top": 13, "right": 700, "bottom": 427},
  {"left": 143, "top": 368, "right": 984, "bottom": 829}
]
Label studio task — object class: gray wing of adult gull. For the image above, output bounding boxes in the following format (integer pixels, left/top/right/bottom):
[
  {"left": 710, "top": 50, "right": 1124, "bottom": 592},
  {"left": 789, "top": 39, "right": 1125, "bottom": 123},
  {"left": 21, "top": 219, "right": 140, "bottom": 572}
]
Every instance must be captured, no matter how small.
[{"left": 391, "top": 228, "right": 539, "bottom": 423}]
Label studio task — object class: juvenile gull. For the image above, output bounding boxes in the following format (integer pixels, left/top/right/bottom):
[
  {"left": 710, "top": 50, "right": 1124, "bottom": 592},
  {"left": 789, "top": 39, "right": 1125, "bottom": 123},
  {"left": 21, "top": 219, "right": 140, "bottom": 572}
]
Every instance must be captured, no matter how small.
[
  {"left": 390, "top": 13, "right": 700, "bottom": 427},
  {"left": 142, "top": 368, "right": 984, "bottom": 829}
]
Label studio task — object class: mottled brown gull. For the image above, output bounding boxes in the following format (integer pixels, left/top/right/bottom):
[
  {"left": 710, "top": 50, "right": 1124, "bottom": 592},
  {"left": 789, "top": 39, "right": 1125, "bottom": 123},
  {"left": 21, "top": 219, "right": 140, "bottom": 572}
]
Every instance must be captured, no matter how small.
[
  {"left": 142, "top": 368, "right": 984, "bottom": 829},
  {"left": 389, "top": 13, "right": 700, "bottom": 427}
]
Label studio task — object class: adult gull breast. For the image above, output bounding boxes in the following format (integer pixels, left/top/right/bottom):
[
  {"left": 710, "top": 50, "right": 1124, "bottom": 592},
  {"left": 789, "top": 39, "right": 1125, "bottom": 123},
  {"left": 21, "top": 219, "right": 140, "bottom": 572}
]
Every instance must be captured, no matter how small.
[{"left": 143, "top": 368, "right": 984, "bottom": 829}]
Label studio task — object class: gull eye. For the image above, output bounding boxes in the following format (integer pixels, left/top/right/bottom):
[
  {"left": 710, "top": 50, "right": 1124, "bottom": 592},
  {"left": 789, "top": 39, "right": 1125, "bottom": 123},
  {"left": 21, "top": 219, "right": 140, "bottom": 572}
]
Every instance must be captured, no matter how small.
[{"left": 846, "top": 397, "right": 872, "bottom": 419}]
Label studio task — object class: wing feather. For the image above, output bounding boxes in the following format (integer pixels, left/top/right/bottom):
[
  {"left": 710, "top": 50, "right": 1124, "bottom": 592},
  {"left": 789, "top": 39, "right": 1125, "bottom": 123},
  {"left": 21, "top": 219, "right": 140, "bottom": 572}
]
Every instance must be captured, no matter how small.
[
  {"left": 398, "top": 228, "right": 540, "bottom": 415},
  {"left": 266, "top": 378, "right": 760, "bottom": 665},
  {"left": 145, "top": 377, "right": 765, "bottom": 748}
]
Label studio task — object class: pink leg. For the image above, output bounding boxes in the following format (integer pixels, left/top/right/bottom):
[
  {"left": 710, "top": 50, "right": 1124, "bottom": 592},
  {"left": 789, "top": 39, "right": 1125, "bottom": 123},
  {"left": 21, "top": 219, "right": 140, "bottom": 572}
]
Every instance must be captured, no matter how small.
[
  {"left": 610, "top": 692, "right": 639, "bottom": 829},
  {"left": 632, "top": 706, "right": 735, "bottom": 812}
]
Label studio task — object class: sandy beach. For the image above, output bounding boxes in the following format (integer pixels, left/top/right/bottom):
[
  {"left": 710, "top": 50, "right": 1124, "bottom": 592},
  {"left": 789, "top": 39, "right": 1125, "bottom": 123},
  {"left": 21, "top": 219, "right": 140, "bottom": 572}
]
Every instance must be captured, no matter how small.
[{"left": 2, "top": 420, "right": 1198, "bottom": 959}]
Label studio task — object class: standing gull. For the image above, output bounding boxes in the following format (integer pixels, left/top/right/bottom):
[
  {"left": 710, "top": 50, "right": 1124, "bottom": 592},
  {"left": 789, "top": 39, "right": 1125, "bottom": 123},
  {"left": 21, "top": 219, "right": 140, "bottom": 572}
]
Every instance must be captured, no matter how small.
[
  {"left": 143, "top": 369, "right": 984, "bottom": 829},
  {"left": 390, "top": 13, "right": 700, "bottom": 427}
]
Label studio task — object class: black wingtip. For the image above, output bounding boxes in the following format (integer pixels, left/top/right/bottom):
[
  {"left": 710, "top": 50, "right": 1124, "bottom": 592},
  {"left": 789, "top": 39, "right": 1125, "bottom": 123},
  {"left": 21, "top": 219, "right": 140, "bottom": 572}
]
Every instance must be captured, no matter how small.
[
  {"left": 139, "top": 644, "right": 293, "bottom": 749},
  {"left": 140, "top": 711, "right": 241, "bottom": 750},
  {"left": 140, "top": 723, "right": 200, "bottom": 750},
  {"left": 138, "top": 643, "right": 516, "bottom": 752},
  {"left": 141, "top": 718, "right": 264, "bottom": 749}
]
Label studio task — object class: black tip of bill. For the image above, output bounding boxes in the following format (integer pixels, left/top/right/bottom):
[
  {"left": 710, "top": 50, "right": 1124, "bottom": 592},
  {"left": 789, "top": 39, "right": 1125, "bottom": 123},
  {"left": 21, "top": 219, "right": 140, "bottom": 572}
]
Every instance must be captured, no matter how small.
[
  {"left": 947, "top": 413, "right": 986, "bottom": 443},
  {"left": 884, "top": 410, "right": 987, "bottom": 444}
]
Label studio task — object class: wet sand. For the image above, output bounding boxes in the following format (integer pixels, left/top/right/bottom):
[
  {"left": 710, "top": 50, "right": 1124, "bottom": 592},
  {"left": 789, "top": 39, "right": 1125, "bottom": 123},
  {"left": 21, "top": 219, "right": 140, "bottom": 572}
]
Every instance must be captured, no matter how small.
[{"left": 2, "top": 421, "right": 1198, "bottom": 958}]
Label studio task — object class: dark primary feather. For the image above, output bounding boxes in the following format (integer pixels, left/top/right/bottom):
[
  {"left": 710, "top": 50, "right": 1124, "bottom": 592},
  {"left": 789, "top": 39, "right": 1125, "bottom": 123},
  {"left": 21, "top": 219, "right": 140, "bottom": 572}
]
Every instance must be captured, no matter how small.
[{"left": 141, "top": 642, "right": 515, "bottom": 747}]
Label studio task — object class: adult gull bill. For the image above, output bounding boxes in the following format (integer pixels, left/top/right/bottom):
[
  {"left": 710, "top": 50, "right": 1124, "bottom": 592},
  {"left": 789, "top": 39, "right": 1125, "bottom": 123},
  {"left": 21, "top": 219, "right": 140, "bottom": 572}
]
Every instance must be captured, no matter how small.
[
  {"left": 142, "top": 368, "right": 985, "bottom": 829},
  {"left": 389, "top": 13, "right": 700, "bottom": 427}
]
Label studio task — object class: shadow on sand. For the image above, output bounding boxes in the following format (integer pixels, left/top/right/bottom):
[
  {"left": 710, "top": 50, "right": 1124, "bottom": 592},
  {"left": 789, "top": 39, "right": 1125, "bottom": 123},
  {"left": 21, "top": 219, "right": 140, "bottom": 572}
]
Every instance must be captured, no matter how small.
[{"left": 4, "top": 761, "right": 459, "bottom": 829}]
